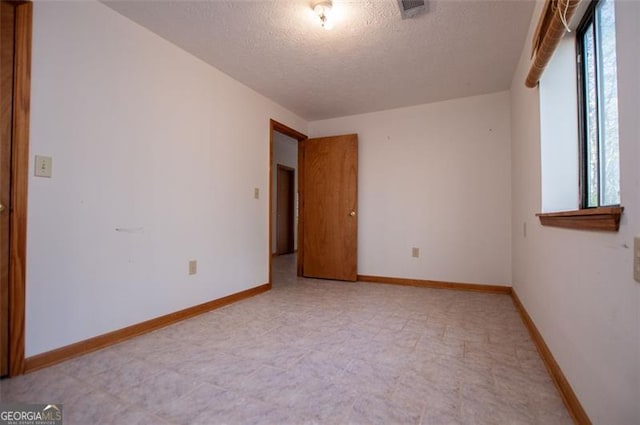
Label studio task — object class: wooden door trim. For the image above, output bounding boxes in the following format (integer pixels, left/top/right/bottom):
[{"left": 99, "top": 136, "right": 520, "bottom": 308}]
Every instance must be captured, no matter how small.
[
  {"left": 269, "top": 120, "right": 306, "bottom": 284},
  {"left": 276, "top": 164, "right": 295, "bottom": 172},
  {"left": 297, "top": 141, "right": 305, "bottom": 277},
  {"left": 5, "top": 1, "right": 31, "bottom": 377},
  {"left": 0, "top": 0, "right": 15, "bottom": 378}
]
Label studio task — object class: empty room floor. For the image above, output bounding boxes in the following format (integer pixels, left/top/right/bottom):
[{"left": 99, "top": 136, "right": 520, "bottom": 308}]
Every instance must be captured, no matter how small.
[{"left": 0, "top": 255, "right": 573, "bottom": 424}]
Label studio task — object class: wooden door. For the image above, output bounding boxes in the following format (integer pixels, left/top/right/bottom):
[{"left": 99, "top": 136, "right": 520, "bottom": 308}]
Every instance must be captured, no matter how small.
[
  {"left": 276, "top": 165, "right": 295, "bottom": 255},
  {"left": 0, "top": 0, "right": 15, "bottom": 377},
  {"left": 301, "top": 134, "right": 358, "bottom": 281}
]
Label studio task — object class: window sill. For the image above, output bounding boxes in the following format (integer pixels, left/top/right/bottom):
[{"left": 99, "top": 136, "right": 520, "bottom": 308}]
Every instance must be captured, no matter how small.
[{"left": 536, "top": 206, "right": 624, "bottom": 232}]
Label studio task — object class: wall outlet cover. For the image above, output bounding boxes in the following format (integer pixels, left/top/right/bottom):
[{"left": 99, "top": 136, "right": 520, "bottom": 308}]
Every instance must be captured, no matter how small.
[
  {"left": 412, "top": 247, "right": 420, "bottom": 258},
  {"left": 35, "top": 155, "right": 53, "bottom": 178},
  {"left": 189, "top": 260, "right": 197, "bottom": 275}
]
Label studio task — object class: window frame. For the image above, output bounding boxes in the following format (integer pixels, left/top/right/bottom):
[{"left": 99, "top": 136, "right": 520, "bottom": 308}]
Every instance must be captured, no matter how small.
[
  {"left": 537, "top": 0, "right": 623, "bottom": 232},
  {"left": 575, "top": 0, "right": 619, "bottom": 209}
]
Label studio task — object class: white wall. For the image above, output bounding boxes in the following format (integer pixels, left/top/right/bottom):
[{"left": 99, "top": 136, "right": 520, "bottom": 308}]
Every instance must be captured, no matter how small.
[
  {"left": 27, "top": 1, "right": 306, "bottom": 357},
  {"left": 309, "top": 92, "right": 512, "bottom": 286},
  {"left": 540, "top": 35, "right": 579, "bottom": 212},
  {"left": 510, "top": 1, "right": 640, "bottom": 423},
  {"left": 271, "top": 131, "right": 298, "bottom": 253}
]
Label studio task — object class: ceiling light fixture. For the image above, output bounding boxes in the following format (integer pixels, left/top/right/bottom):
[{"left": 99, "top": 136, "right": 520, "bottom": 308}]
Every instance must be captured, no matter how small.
[{"left": 313, "top": 1, "right": 333, "bottom": 30}]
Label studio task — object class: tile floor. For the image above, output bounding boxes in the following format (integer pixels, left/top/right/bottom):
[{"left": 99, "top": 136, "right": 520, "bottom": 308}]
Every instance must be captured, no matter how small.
[{"left": 0, "top": 254, "right": 573, "bottom": 424}]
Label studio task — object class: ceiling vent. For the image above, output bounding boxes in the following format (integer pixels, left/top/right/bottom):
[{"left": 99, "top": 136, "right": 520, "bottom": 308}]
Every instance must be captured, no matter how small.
[{"left": 397, "top": 0, "right": 428, "bottom": 19}]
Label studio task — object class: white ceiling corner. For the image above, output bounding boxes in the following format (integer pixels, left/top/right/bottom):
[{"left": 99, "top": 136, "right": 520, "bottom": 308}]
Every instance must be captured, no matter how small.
[{"left": 102, "top": 0, "right": 535, "bottom": 121}]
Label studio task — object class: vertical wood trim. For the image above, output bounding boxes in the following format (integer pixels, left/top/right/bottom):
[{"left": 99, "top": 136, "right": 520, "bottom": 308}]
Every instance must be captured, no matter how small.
[
  {"left": 8, "top": 1, "right": 31, "bottom": 377},
  {"left": 296, "top": 139, "right": 305, "bottom": 277},
  {"left": 268, "top": 121, "right": 274, "bottom": 284},
  {"left": 511, "top": 290, "right": 592, "bottom": 425},
  {"left": 268, "top": 120, "right": 307, "bottom": 281},
  {"left": 352, "top": 137, "right": 358, "bottom": 280},
  {"left": 0, "top": 0, "right": 16, "bottom": 378}
]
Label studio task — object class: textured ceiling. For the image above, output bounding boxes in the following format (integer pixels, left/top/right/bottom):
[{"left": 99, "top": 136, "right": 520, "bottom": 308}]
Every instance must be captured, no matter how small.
[{"left": 103, "top": 0, "right": 535, "bottom": 121}]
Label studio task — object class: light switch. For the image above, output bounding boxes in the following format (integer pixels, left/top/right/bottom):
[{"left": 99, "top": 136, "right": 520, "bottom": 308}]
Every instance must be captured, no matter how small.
[
  {"left": 254, "top": 188, "right": 260, "bottom": 199},
  {"left": 35, "top": 155, "right": 52, "bottom": 178},
  {"left": 412, "top": 247, "right": 420, "bottom": 258}
]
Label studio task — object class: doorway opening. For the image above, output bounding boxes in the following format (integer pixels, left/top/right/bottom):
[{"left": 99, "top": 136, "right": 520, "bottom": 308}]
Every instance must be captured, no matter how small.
[
  {"left": 269, "top": 120, "right": 306, "bottom": 286},
  {"left": 269, "top": 120, "right": 359, "bottom": 286},
  {"left": 275, "top": 164, "right": 295, "bottom": 256}
]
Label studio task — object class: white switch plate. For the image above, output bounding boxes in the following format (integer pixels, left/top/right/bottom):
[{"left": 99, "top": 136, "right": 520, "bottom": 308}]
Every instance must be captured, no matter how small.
[
  {"left": 34, "top": 155, "right": 52, "bottom": 178},
  {"left": 412, "top": 247, "right": 420, "bottom": 258},
  {"left": 254, "top": 188, "right": 260, "bottom": 199},
  {"left": 188, "top": 260, "right": 197, "bottom": 275},
  {"left": 634, "top": 237, "right": 640, "bottom": 283}
]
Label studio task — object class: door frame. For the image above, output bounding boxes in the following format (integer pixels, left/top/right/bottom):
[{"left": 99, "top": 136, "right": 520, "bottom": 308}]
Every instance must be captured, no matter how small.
[
  {"left": 269, "top": 120, "right": 306, "bottom": 284},
  {"left": 275, "top": 164, "right": 295, "bottom": 255},
  {"left": 1, "top": 0, "right": 31, "bottom": 377}
]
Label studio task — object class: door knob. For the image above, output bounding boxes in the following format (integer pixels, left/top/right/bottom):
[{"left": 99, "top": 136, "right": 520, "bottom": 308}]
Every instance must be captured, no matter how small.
[
  {"left": 349, "top": 211, "right": 356, "bottom": 217},
  {"left": 0, "top": 204, "right": 4, "bottom": 212}
]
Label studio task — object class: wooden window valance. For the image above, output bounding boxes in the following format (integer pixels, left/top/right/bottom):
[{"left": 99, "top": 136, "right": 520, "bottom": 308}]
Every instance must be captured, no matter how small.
[{"left": 525, "top": 0, "right": 581, "bottom": 88}]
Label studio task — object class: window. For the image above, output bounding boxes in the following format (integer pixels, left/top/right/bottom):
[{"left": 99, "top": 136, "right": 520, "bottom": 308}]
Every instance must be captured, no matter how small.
[{"left": 576, "top": 0, "right": 620, "bottom": 208}]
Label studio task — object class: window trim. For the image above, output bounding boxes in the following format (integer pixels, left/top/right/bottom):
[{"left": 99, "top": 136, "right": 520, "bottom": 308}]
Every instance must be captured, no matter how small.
[
  {"left": 576, "top": 0, "right": 598, "bottom": 209},
  {"left": 536, "top": 206, "right": 623, "bottom": 232},
  {"left": 575, "top": 0, "right": 621, "bottom": 209},
  {"left": 537, "top": 0, "right": 623, "bottom": 231}
]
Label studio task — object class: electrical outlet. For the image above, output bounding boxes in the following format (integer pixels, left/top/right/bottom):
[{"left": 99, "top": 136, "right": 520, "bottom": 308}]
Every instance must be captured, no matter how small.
[
  {"left": 412, "top": 247, "right": 420, "bottom": 258},
  {"left": 188, "top": 260, "right": 197, "bottom": 275},
  {"left": 254, "top": 188, "right": 260, "bottom": 199},
  {"left": 634, "top": 237, "right": 640, "bottom": 283},
  {"left": 523, "top": 222, "right": 527, "bottom": 238}
]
